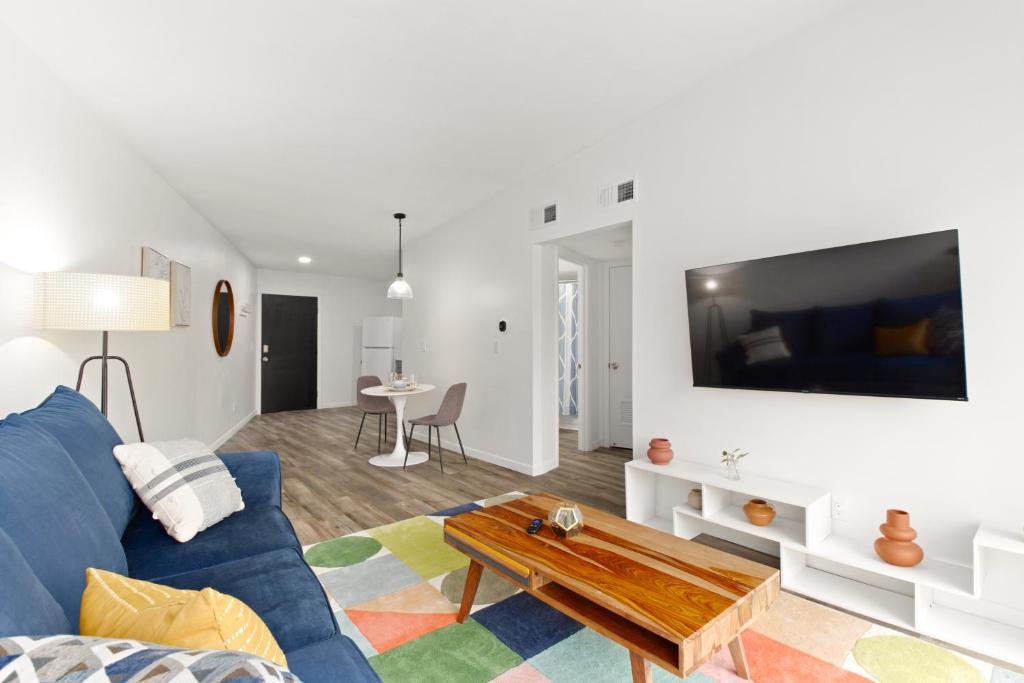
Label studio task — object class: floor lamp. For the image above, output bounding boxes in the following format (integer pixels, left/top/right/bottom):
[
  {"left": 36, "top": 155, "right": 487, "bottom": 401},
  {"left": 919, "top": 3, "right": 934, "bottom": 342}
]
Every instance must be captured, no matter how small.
[
  {"left": 34, "top": 272, "right": 170, "bottom": 441},
  {"left": 699, "top": 278, "right": 730, "bottom": 383}
]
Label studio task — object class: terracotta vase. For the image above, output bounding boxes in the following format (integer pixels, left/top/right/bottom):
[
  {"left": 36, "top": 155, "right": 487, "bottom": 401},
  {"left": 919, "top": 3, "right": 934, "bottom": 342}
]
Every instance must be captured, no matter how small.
[
  {"left": 688, "top": 487, "right": 703, "bottom": 511},
  {"left": 743, "top": 499, "right": 776, "bottom": 526},
  {"left": 647, "top": 438, "right": 674, "bottom": 465},
  {"left": 874, "top": 509, "right": 924, "bottom": 567}
]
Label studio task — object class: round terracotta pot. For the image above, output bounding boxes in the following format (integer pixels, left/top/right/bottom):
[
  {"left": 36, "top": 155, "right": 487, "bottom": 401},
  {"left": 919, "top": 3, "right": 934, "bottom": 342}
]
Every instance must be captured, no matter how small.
[
  {"left": 743, "top": 499, "right": 776, "bottom": 526},
  {"left": 647, "top": 438, "right": 674, "bottom": 465},
  {"left": 688, "top": 487, "right": 702, "bottom": 511},
  {"left": 874, "top": 509, "right": 924, "bottom": 567}
]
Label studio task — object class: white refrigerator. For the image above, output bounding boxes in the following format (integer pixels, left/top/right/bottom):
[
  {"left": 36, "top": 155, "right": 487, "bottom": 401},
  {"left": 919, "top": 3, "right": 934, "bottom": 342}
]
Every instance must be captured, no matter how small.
[{"left": 361, "top": 316, "right": 402, "bottom": 383}]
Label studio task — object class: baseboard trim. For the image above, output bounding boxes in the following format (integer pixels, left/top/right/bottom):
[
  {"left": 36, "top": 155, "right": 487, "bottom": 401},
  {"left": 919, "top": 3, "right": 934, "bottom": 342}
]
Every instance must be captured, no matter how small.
[
  {"left": 320, "top": 400, "right": 356, "bottom": 409},
  {"left": 433, "top": 435, "right": 537, "bottom": 476},
  {"left": 210, "top": 411, "right": 256, "bottom": 451}
]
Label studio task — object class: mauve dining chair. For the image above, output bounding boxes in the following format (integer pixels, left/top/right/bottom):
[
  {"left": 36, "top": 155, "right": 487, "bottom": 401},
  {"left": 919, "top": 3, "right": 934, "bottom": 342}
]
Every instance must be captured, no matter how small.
[
  {"left": 405, "top": 382, "right": 467, "bottom": 472},
  {"left": 355, "top": 375, "right": 396, "bottom": 454}
]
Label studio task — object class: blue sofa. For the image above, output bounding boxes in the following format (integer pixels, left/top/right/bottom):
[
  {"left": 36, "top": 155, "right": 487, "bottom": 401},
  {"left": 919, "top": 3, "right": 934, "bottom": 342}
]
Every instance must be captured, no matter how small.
[
  {"left": 716, "top": 289, "right": 966, "bottom": 398},
  {"left": 0, "top": 386, "right": 379, "bottom": 683}
]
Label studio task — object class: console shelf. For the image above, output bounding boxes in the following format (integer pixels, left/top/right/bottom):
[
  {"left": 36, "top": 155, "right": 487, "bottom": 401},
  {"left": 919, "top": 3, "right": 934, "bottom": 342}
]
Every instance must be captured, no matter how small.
[{"left": 626, "top": 459, "right": 1024, "bottom": 667}]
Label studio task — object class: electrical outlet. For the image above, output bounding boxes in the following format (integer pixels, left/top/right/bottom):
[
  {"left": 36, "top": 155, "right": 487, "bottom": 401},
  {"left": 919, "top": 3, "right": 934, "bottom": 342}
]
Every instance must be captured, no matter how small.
[{"left": 831, "top": 498, "right": 847, "bottom": 521}]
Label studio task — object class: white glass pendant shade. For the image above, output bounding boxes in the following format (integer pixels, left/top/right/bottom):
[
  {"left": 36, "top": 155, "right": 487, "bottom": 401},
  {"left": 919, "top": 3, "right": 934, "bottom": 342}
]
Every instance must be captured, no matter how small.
[{"left": 387, "top": 274, "right": 413, "bottom": 299}]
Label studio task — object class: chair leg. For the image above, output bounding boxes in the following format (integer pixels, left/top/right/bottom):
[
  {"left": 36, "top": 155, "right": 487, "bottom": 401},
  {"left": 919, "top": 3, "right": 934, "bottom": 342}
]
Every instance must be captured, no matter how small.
[
  {"left": 404, "top": 425, "right": 414, "bottom": 470},
  {"left": 436, "top": 426, "right": 445, "bottom": 473},
  {"left": 384, "top": 413, "right": 388, "bottom": 444},
  {"left": 377, "top": 414, "right": 383, "bottom": 454},
  {"left": 355, "top": 412, "right": 366, "bottom": 449},
  {"left": 427, "top": 425, "right": 432, "bottom": 460},
  {"left": 454, "top": 423, "right": 467, "bottom": 464}
]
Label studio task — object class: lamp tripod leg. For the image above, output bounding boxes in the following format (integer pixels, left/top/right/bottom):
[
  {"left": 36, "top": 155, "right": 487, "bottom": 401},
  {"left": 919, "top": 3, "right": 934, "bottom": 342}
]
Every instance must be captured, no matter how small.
[{"left": 75, "top": 331, "right": 145, "bottom": 442}]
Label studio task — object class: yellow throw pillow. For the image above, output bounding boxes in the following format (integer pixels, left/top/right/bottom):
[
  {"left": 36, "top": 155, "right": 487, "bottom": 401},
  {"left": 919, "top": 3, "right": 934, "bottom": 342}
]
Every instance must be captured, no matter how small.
[
  {"left": 80, "top": 568, "right": 287, "bottom": 667},
  {"left": 874, "top": 319, "right": 931, "bottom": 356}
]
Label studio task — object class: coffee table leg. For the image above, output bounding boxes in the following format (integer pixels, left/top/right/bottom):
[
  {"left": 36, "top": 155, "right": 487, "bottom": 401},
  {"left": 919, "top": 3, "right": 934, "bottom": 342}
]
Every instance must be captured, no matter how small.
[
  {"left": 628, "top": 652, "right": 652, "bottom": 683},
  {"left": 456, "top": 560, "right": 484, "bottom": 623},
  {"left": 728, "top": 634, "right": 750, "bottom": 679}
]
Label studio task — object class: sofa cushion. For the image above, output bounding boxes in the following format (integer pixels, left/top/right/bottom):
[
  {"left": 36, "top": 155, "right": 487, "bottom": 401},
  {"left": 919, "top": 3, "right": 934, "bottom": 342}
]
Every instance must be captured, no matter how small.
[
  {"left": 750, "top": 308, "right": 813, "bottom": 356},
  {"left": 157, "top": 548, "right": 338, "bottom": 654},
  {"left": 0, "top": 526, "right": 72, "bottom": 637},
  {"left": 813, "top": 302, "right": 876, "bottom": 353},
  {"left": 20, "top": 385, "right": 136, "bottom": 534},
  {"left": 219, "top": 450, "right": 283, "bottom": 509},
  {"left": 124, "top": 505, "right": 301, "bottom": 581},
  {"left": 0, "top": 413, "right": 128, "bottom": 628},
  {"left": 285, "top": 634, "right": 382, "bottom": 683},
  {"left": 877, "top": 289, "right": 961, "bottom": 326}
]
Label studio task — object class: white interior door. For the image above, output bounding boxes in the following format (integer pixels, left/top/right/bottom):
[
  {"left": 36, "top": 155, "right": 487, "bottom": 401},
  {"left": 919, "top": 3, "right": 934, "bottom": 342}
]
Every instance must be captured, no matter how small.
[{"left": 608, "top": 265, "right": 632, "bottom": 448}]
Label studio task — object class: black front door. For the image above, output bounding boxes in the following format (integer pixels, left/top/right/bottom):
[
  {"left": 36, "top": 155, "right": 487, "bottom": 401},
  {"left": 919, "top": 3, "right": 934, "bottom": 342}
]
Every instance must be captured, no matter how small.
[{"left": 261, "top": 294, "right": 318, "bottom": 413}]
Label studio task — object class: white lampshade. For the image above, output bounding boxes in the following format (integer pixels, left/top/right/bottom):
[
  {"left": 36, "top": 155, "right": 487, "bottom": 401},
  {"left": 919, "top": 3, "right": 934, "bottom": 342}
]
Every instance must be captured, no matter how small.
[
  {"left": 33, "top": 272, "right": 170, "bottom": 331},
  {"left": 387, "top": 275, "right": 413, "bottom": 299}
]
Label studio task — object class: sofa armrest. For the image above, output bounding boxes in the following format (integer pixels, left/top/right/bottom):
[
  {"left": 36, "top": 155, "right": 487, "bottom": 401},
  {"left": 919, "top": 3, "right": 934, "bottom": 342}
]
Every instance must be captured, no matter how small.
[{"left": 219, "top": 450, "right": 282, "bottom": 509}]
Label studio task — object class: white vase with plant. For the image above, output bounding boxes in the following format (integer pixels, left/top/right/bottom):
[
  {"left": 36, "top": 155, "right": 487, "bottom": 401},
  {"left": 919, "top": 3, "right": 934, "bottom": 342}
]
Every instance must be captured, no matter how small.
[{"left": 722, "top": 449, "right": 747, "bottom": 480}]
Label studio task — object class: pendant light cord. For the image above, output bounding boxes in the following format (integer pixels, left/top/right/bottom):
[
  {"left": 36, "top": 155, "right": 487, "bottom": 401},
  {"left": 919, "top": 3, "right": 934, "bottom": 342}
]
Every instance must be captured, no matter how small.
[{"left": 398, "top": 216, "right": 403, "bottom": 276}]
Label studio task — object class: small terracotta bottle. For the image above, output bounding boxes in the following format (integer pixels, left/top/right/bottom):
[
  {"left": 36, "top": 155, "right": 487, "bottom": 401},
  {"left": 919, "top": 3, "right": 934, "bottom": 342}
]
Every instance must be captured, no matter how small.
[
  {"left": 874, "top": 509, "right": 924, "bottom": 567},
  {"left": 647, "top": 438, "right": 674, "bottom": 465}
]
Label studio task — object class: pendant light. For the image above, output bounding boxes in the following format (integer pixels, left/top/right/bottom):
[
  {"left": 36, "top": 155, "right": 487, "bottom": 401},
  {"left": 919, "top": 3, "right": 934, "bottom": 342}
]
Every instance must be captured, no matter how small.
[{"left": 387, "top": 212, "right": 413, "bottom": 299}]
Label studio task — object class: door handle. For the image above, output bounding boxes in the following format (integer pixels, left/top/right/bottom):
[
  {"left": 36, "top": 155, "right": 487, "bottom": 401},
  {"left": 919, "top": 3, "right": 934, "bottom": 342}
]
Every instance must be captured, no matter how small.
[
  {"left": 608, "top": 361, "right": 620, "bottom": 370},
  {"left": 262, "top": 356, "right": 269, "bottom": 362}
]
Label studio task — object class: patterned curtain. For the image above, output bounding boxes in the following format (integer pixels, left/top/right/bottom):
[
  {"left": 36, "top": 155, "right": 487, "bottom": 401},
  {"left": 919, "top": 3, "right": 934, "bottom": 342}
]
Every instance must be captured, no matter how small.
[{"left": 558, "top": 281, "right": 579, "bottom": 417}]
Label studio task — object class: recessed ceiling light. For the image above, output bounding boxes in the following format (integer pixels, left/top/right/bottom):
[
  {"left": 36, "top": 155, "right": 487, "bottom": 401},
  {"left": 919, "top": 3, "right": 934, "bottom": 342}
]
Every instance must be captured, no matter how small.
[{"left": 297, "top": 256, "right": 312, "bottom": 264}]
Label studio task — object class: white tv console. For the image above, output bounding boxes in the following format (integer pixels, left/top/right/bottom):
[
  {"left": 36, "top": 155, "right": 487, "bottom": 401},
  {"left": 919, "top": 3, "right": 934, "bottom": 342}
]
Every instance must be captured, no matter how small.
[{"left": 625, "top": 458, "right": 1024, "bottom": 667}]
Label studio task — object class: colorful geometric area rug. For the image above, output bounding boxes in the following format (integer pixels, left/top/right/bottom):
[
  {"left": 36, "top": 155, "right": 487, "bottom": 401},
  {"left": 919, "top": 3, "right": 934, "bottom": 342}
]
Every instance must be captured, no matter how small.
[{"left": 303, "top": 493, "right": 1021, "bottom": 683}]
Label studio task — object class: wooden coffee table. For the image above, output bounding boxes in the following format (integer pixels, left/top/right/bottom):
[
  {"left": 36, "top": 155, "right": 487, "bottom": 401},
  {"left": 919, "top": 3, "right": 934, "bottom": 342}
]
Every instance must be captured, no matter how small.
[{"left": 443, "top": 493, "right": 779, "bottom": 682}]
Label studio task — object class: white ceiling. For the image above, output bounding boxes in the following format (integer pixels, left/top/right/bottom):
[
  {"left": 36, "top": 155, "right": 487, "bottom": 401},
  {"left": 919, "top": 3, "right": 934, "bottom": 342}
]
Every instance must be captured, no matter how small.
[{"left": 0, "top": 0, "right": 846, "bottom": 277}]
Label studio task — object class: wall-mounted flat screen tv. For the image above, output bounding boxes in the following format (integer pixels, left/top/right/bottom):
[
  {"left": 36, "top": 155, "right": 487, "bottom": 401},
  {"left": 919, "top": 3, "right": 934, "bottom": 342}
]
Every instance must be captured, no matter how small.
[{"left": 685, "top": 230, "right": 966, "bottom": 400}]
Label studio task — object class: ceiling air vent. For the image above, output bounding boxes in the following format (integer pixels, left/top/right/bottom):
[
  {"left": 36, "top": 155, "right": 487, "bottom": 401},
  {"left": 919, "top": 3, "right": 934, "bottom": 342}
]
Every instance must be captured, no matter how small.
[{"left": 543, "top": 203, "right": 557, "bottom": 224}]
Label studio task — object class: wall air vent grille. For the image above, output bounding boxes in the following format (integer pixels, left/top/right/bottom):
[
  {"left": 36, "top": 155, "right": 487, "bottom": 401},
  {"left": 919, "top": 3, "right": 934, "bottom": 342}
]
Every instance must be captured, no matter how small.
[
  {"left": 544, "top": 204, "right": 557, "bottom": 224},
  {"left": 617, "top": 180, "right": 635, "bottom": 203},
  {"left": 599, "top": 178, "right": 637, "bottom": 208}
]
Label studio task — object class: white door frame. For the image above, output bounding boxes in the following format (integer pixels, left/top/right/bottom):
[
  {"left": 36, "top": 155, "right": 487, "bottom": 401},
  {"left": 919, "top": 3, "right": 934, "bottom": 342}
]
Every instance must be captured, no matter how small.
[{"left": 531, "top": 219, "right": 636, "bottom": 475}]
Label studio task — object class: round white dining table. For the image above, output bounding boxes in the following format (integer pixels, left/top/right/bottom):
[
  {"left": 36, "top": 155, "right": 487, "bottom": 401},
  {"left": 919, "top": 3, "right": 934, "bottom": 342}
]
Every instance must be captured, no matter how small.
[{"left": 361, "top": 383, "right": 435, "bottom": 467}]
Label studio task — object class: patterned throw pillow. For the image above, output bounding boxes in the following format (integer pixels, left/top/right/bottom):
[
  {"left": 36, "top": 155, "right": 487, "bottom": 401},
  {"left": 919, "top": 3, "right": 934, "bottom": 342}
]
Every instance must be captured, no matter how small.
[
  {"left": 113, "top": 439, "right": 244, "bottom": 542},
  {"left": 737, "top": 325, "right": 792, "bottom": 365},
  {"left": 0, "top": 635, "right": 299, "bottom": 682}
]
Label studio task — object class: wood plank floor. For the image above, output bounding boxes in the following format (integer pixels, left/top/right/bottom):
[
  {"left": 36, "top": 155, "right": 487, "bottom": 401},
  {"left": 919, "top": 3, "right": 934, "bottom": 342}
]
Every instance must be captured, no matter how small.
[{"left": 221, "top": 407, "right": 630, "bottom": 545}]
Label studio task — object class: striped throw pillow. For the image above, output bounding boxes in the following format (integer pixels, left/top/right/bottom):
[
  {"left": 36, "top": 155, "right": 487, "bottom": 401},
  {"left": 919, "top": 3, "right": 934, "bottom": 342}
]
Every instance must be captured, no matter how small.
[
  {"left": 113, "top": 439, "right": 244, "bottom": 542},
  {"left": 737, "top": 325, "right": 792, "bottom": 365}
]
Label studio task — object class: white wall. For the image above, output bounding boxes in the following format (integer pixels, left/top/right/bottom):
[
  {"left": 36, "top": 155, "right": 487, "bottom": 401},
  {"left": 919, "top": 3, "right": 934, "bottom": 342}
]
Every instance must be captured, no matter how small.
[
  {"left": 256, "top": 269, "right": 401, "bottom": 410},
  {"left": 0, "top": 23, "right": 256, "bottom": 447},
  {"left": 403, "top": 0, "right": 1024, "bottom": 563}
]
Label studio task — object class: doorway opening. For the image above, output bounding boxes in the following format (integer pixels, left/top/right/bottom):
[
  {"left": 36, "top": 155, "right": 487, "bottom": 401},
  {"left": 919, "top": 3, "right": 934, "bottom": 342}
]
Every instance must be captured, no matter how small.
[
  {"left": 546, "top": 222, "right": 633, "bottom": 462},
  {"left": 558, "top": 259, "right": 582, "bottom": 432}
]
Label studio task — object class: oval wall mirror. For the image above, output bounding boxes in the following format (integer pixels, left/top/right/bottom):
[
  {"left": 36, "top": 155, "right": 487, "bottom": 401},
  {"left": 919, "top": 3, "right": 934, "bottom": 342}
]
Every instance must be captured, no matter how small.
[{"left": 212, "top": 280, "right": 235, "bottom": 357}]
